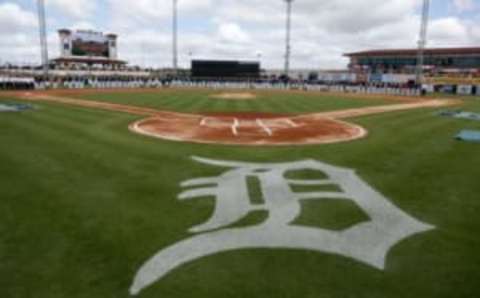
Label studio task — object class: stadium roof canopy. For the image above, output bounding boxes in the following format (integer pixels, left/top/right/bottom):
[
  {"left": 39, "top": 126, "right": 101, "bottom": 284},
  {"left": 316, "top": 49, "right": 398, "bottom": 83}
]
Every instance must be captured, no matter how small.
[
  {"left": 344, "top": 47, "right": 480, "bottom": 57},
  {"left": 51, "top": 56, "right": 127, "bottom": 65}
]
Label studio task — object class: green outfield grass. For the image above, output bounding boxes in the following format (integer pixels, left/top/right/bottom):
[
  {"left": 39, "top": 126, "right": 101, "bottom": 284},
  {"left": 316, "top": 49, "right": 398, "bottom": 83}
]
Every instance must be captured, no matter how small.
[
  {"left": 73, "top": 89, "right": 396, "bottom": 114},
  {"left": 1, "top": 91, "right": 480, "bottom": 298}
]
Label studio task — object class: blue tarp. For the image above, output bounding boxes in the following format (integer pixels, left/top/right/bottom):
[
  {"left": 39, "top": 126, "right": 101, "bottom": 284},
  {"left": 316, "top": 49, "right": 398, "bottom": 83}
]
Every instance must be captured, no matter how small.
[
  {"left": 456, "top": 130, "right": 480, "bottom": 143},
  {"left": 438, "top": 110, "right": 480, "bottom": 121},
  {"left": 0, "top": 103, "right": 33, "bottom": 112}
]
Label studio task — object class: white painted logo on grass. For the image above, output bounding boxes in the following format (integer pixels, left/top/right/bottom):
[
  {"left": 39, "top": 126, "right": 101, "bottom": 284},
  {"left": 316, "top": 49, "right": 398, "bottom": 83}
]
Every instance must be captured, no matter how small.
[{"left": 130, "top": 157, "right": 434, "bottom": 295}]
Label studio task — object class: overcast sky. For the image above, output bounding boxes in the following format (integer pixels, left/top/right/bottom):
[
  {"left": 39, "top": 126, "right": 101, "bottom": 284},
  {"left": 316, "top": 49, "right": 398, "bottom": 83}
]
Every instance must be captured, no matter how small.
[{"left": 1, "top": 0, "right": 479, "bottom": 69}]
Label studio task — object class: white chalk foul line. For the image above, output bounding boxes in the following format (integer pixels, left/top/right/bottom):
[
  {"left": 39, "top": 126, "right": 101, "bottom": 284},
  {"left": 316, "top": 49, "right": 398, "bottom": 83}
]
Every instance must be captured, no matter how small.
[
  {"left": 256, "top": 119, "right": 273, "bottom": 136},
  {"left": 232, "top": 118, "right": 239, "bottom": 136},
  {"left": 284, "top": 119, "right": 298, "bottom": 128}
]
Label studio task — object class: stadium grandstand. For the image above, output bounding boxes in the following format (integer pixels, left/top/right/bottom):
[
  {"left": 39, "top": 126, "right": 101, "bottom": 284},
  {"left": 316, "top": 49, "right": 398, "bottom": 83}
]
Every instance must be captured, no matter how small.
[{"left": 345, "top": 47, "right": 480, "bottom": 84}]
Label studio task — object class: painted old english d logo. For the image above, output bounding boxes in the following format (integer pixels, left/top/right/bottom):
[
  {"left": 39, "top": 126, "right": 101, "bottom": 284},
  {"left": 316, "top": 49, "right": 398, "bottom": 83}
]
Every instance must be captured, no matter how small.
[{"left": 130, "top": 157, "right": 434, "bottom": 295}]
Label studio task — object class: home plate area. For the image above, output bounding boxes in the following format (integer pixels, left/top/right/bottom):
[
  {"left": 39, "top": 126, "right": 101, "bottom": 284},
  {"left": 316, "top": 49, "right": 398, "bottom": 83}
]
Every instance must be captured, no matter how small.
[{"left": 130, "top": 112, "right": 367, "bottom": 146}]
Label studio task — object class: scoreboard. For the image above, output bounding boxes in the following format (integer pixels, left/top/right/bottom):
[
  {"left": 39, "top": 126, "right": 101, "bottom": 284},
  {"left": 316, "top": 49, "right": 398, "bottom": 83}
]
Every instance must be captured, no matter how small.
[
  {"left": 191, "top": 60, "right": 260, "bottom": 78},
  {"left": 71, "top": 31, "right": 110, "bottom": 58},
  {"left": 58, "top": 29, "right": 118, "bottom": 60}
]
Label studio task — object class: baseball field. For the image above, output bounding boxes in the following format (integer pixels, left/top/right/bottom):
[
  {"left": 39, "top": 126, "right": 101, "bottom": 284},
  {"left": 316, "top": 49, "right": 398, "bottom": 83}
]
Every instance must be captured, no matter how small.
[{"left": 1, "top": 89, "right": 480, "bottom": 297}]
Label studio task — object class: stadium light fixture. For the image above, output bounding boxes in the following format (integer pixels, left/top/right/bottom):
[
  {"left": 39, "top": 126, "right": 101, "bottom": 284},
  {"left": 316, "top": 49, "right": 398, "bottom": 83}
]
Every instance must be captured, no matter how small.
[
  {"left": 416, "top": 0, "right": 430, "bottom": 86},
  {"left": 173, "top": 0, "right": 179, "bottom": 74},
  {"left": 283, "top": 0, "right": 294, "bottom": 79},
  {"left": 36, "top": 0, "right": 49, "bottom": 78}
]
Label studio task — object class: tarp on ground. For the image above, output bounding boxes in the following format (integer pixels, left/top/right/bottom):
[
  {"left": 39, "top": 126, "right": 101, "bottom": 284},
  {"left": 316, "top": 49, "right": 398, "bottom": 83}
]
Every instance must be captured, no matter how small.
[
  {"left": 0, "top": 103, "right": 33, "bottom": 112},
  {"left": 438, "top": 110, "right": 480, "bottom": 121},
  {"left": 456, "top": 130, "right": 480, "bottom": 143}
]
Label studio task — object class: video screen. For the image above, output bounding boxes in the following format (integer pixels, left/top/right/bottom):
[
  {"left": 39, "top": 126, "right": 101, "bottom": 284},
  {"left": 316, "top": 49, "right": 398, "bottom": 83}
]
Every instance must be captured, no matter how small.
[{"left": 71, "top": 31, "right": 109, "bottom": 58}]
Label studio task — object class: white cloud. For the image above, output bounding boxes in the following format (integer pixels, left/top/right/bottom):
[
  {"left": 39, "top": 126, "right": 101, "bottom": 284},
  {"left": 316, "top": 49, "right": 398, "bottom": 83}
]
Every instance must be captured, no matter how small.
[
  {"left": 70, "top": 21, "right": 97, "bottom": 31},
  {"left": 105, "top": 0, "right": 480, "bottom": 69},
  {"left": 1, "top": 0, "right": 480, "bottom": 69},
  {"left": 0, "top": 2, "right": 37, "bottom": 34},
  {"left": 46, "top": 0, "right": 96, "bottom": 20},
  {"left": 0, "top": 3, "right": 38, "bottom": 64},
  {"left": 107, "top": 0, "right": 213, "bottom": 29},
  {"left": 452, "top": 0, "right": 475, "bottom": 12},
  {"left": 429, "top": 17, "right": 470, "bottom": 45},
  {"left": 217, "top": 23, "right": 251, "bottom": 44}
]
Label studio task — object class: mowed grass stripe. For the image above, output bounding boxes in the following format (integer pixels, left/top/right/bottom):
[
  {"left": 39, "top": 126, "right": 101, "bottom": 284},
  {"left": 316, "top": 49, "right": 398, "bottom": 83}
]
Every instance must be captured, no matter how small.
[
  {"left": 243, "top": 98, "right": 274, "bottom": 114},
  {"left": 150, "top": 93, "right": 187, "bottom": 109},
  {"left": 159, "top": 92, "right": 204, "bottom": 111},
  {"left": 170, "top": 95, "right": 212, "bottom": 113},
  {"left": 0, "top": 110, "right": 182, "bottom": 298},
  {"left": 342, "top": 110, "right": 458, "bottom": 162},
  {"left": 165, "top": 95, "right": 206, "bottom": 113},
  {"left": 9, "top": 108, "right": 134, "bottom": 160},
  {"left": 274, "top": 96, "right": 313, "bottom": 114},
  {"left": 194, "top": 95, "right": 224, "bottom": 113},
  {"left": 73, "top": 89, "right": 396, "bottom": 114},
  {"left": 240, "top": 95, "right": 287, "bottom": 113},
  {"left": 250, "top": 97, "right": 283, "bottom": 114},
  {"left": 354, "top": 111, "right": 480, "bottom": 234},
  {"left": 274, "top": 96, "right": 312, "bottom": 114},
  {"left": 258, "top": 93, "right": 321, "bottom": 113}
]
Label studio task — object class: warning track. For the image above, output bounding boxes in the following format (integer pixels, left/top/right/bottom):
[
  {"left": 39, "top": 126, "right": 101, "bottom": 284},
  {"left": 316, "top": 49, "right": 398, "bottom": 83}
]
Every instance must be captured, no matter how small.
[{"left": 15, "top": 92, "right": 459, "bottom": 146}]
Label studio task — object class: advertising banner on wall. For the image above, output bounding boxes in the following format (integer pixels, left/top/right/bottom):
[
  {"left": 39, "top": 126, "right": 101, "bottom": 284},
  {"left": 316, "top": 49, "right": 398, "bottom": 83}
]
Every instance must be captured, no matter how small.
[
  {"left": 317, "top": 73, "right": 356, "bottom": 83},
  {"left": 355, "top": 73, "right": 368, "bottom": 83},
  {"left": 423, "top": 84, "right": 435, "bottom": 93},
  {"left": 382, "top": 74, "right": 416, "bottom": 84},
  {"left": 440, "top": 85, "right": 456, "bottom": 94},
  {"left": 457, "top": 85, "right": 473, "bottom": 95},
  {"left": 369, "top": 74, "right": 382, "bottom": 83}
]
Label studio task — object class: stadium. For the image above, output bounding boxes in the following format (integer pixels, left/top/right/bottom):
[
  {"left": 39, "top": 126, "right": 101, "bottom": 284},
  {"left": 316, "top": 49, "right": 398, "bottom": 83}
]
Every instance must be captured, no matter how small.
[{"left": 1, "top": 1, "right": 480, "bottom": 298}]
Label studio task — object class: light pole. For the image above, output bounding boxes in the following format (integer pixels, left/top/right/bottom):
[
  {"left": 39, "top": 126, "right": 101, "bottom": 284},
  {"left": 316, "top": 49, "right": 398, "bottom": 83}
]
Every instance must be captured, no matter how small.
[
  {"left": 284, "top": 0, "right": 294, "bottom": 79},
  {"left": 172, "top": 0, "right": 178, "bottom": 74},
  {"left": 37, "top": 0, "right": 49, "bottom": 78},
  {"left": 416, "top": 0, "right": 430, "bottom": 86}
]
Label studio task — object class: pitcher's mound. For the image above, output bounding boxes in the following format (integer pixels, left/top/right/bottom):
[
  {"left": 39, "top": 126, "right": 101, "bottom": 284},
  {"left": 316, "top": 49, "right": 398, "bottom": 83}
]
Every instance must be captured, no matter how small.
[{"left": 210, "top": 92, "right": 257, "bottom": 100}]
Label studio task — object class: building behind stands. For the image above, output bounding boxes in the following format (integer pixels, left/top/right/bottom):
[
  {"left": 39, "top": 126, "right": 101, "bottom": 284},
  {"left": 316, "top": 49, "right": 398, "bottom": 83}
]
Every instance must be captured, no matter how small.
[{"left": 345, "top": 47, "right": 480, "bottom": 82}]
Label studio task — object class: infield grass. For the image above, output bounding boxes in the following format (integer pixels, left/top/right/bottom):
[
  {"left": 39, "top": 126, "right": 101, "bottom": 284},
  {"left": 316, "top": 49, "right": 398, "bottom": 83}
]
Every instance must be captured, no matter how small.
[{"left": 1, "top": 91, "right": 479, "bottom": 298}]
